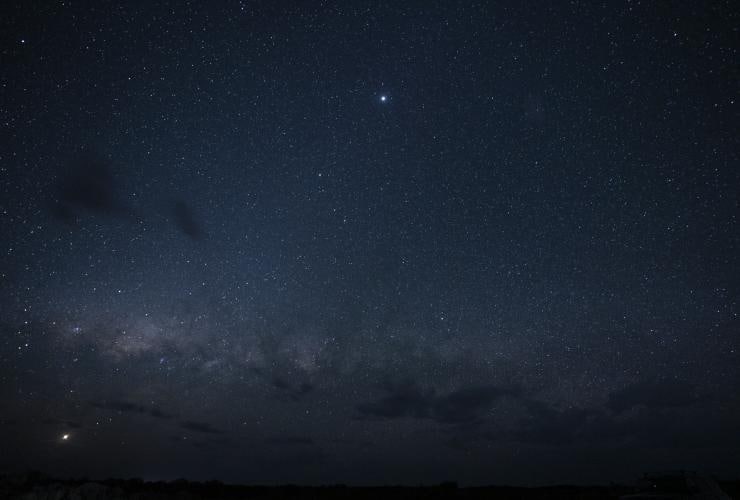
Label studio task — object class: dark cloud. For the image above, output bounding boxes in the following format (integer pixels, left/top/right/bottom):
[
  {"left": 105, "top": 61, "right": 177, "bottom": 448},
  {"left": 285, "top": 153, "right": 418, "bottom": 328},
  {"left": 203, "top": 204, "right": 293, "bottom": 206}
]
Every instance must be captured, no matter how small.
[
  {"left": 608, "top": 379, "right": 702, "bottom": 413},
  {"left": 180, "top": 420, "right": 224, "bottom": 434},
  {"left": 356, "top": 383, "right": 514, "bottom": 424},
  {"left": 41, "top": 418, "right": 83, "bottom": 429},
  {"left": 356, "top": 382, "right": 433, "bottom": 420},
  {"left": 515, "top": 400, "right": 612, "bottom": 445},
  {"left": 249, "top": 332, "right": 317, "bottom": 402},
  {"left": 269, "top": 376, "right": 314, "bottom": 402},
  {"left": 265, "top": 436, "right": 315, "bottom": 446},
  {"left": 511, "top": 395, "right": 738, "bottom": 449},
  {"left": 92, "top": 400, "right": 174, "bottom": 420},
  {"left": 50, "top": 153, "right": 207, "bottom": 240},
  {"left": 172, "top": 200, "right": 203, "bottom": 239},
  {"left": 149, "top": 407, "right": 173, "bottom": 419},
  {"left": 52, "top": 152, "right": 128, "bottom": 222},
  {"left": 433, "top": 385, "right": 514, "bottom": 424},
  {"left": 617, "top": 408, "right": 739, "bottom": 449}
]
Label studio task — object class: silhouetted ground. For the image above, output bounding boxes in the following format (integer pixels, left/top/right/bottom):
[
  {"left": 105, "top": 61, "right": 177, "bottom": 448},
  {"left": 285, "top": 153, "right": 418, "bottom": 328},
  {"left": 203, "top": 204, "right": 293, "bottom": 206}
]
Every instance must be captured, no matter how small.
[{"left": 1, "top": 473, "right": 737, "bottom": 499}]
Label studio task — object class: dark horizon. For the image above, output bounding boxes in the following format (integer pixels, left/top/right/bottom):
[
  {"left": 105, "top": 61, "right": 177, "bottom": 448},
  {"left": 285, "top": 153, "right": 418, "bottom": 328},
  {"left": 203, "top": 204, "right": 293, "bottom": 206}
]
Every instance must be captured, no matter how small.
[
  {"left": 2, "top": 470, "right": 739, "bottom": 490},
  {"left": 1, "top": 0, "right": 738, "bottom": 487},
  {"left": 1, "top": 471, "right": 739, "bottom": 500}
]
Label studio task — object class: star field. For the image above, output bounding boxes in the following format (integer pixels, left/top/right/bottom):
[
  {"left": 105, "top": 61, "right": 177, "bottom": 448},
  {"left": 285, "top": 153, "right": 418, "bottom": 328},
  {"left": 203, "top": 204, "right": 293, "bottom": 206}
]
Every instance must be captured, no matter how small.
[{"left": 1, "top": 0, "right": 738, "bottom": 486}]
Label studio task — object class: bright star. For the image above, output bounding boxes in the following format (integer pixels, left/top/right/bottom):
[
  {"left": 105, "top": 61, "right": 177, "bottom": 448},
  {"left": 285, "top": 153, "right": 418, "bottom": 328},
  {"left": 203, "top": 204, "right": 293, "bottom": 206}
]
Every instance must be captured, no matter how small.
[
  {"left": 62, "top": 433, "right": 70, "bottom": 441},
  {"left": 380, "top": 95, "right": 387, "bottom": 102}
]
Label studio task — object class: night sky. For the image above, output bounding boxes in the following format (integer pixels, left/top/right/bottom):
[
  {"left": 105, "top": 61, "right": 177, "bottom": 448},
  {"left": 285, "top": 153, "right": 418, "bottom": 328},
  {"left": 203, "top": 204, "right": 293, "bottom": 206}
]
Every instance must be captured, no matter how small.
[{"left": 1, "top": 0, "right": 738, "bottom": 486}]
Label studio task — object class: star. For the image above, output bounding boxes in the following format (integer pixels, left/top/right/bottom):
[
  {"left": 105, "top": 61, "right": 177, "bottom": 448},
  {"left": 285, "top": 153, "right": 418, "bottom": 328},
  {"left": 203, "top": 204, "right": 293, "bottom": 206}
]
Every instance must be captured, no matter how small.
[
  {"left": 379, "top": 95, "right": 388, "bottom": 102},
  {"left": 61, "top": 433, "right": 70, "bottom": 441}
]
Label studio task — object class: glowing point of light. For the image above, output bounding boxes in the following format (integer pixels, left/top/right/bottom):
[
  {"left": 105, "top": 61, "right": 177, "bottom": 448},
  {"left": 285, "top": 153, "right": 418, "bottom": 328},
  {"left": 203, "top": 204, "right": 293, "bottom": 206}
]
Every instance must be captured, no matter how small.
[
  {"left": 62, "top": 434, "right": 69, "bottom": 440},
  {"left": 380, "top": 95, "right": 387, "bottom": 102}
]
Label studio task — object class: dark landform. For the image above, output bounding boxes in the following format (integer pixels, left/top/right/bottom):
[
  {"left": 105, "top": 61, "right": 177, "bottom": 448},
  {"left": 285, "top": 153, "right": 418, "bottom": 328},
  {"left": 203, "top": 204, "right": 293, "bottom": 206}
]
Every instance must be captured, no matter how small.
[{"left": 1, "top": 472, "right": 738, "bottom": 500}]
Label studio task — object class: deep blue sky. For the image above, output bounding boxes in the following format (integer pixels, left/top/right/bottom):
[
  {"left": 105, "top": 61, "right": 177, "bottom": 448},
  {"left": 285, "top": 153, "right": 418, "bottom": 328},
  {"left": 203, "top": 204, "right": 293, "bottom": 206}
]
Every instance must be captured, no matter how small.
[{"left": 1, "top": 0, "right": 738, "bottom": 486}]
